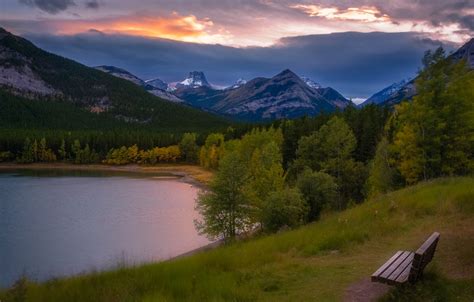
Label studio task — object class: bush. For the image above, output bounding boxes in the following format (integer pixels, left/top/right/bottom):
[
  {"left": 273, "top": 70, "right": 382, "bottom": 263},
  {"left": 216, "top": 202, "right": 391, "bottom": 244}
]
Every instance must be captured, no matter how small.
[
  {"left": 261, "top": 187, "right": 308, "bottom": 233},
  {"left": 297, "top": 168, "right": 337, "bottom": 221},
  {"left": 0, "top": 151, "right": 14, "bottom": 162}
]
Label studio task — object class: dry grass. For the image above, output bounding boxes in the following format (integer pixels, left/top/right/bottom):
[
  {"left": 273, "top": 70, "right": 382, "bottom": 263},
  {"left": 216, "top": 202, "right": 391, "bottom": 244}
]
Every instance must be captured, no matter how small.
[{"left": 0, "top": 163, "right": 214, "bottom": 185}]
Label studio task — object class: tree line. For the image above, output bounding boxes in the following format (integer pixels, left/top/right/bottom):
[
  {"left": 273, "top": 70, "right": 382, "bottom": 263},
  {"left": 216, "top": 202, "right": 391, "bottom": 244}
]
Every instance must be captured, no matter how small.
[
  {"left": 0, "top": 47, "right": 471, "bottom": 243},
  {"left": 195, "top": 48, "right": 473, "bottom": 241}
]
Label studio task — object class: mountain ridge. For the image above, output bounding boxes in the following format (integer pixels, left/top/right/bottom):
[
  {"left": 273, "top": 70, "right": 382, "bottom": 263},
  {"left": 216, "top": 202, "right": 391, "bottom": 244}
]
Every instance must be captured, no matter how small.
[
  {"left": 360, "top": 38, "right": 473, "bottom": 107},
  {"left": 0, "top": 28, "right": 228, "bottom": 131},
  {"left": 174, "top": 69, "right": 352, "bottom": 121}
]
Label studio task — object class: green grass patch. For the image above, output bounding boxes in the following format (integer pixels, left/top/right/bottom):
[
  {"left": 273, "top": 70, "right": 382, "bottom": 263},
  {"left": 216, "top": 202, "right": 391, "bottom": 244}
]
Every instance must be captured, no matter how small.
[{"left": 1, "top": 177, "right": 473, "bottom": 301}]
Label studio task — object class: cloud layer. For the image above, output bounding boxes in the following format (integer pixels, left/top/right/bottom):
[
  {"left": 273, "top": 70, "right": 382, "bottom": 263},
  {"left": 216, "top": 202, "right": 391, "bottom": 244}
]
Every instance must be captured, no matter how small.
[
  {"left": 18, "top": 0, "right": 75, "bottom": 14},
  {"left": 7, "top": 0, "right": 473, "bottom": 45},
  {"left": 24, "top": 31, "right": 452, "bottom": 98}
]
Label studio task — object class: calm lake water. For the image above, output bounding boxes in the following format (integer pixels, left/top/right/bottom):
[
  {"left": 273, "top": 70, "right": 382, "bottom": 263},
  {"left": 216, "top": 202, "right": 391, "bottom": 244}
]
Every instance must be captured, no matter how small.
[{"left": 0, "top": 169, "right": 210, "bottom": 288}]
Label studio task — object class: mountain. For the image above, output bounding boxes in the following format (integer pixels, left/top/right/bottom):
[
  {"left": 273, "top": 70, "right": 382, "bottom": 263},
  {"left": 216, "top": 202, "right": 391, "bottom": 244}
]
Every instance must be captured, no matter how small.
[
  {"left": 301, "top": 76, "right": 351, "bottom": 108},
  {"left": 174, "top": 69, "right": 351, "bottom": 121},
  {"left": 176, "top": 71, "right": 211, "bottom": 89},
  {"left": 301, "top": 77, "right": 322, "bottom": 89},
  {"left": 94, "top": 65, "right": 182, "bottom": 103},
  {"left": 227, "top": 78, "right": 247, "bottom": 89},
  {"left": 359, "top": 79, "right": 410, "bottom": 107},
  {"left": 314, "top": 87, "right": 352, "bottom": 109},
  {"left": 362, "top": 38, "right": 474, "bottom": 107},
  {"left": 94, "top": 65, "right": 145, "bottom": 86},
  {"left": 145, "top": 77, "right": 168, "bottom": 90},
  {"left": 450, "top": 38, "right": 474, "bottom": 68},
  {"left": 0, "top": 28, "right": 227, "bottom": 131}
]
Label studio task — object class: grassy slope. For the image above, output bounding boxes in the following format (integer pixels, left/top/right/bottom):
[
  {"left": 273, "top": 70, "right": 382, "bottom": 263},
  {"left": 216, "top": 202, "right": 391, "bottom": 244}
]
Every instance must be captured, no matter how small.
[{"left": 2, "top": 177, "right": 473, "bottom": 301}]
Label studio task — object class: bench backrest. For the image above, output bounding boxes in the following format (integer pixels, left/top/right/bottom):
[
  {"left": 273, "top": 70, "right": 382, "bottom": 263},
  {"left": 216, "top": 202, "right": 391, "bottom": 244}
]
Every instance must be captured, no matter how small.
[{"left": 408, "top": 232, "right": 440, "bottom": 283}]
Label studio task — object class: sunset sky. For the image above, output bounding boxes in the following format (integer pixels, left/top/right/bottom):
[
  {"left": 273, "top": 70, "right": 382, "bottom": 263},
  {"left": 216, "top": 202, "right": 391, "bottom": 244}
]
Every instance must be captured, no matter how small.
[{"left": 1, "top": 0, "right": 472, "bottom": 99}]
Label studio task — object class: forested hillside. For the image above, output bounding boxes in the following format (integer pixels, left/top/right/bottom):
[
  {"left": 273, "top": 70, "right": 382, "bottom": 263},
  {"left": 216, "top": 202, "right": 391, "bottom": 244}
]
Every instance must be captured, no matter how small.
[{"left": 0, "top": 28, "right": 229, "bottom": 132}]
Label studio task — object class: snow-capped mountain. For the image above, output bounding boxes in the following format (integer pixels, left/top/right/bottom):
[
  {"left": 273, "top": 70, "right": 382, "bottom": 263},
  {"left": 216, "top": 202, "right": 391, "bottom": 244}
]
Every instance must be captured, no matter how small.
[
  {"left": 227, "top": 78, "right": 247, "bottom": 89},
  {"left": 145, "top": 78, "right": 168, "bottom": 90},
  {"left": 360, "top": 79, "right": 409, "bottom": 107},
  {"left": 174, "top": 69, "right": 350, "bottom": 121},
  {"left": 94, "top": 65, "right": 182, "bottom": 103},
  {"left": 175, "top": 71, "right": 211, "bottom": 89},
  {"left": 360, "top": 39, "right": 474, "bottom": 108},
  {"left": 301, "top": 77, "right": 322, "bottom": 89}
]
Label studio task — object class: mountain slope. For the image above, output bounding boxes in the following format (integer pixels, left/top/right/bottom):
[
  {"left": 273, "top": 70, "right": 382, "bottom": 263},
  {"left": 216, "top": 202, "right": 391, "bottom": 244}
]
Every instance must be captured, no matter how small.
[
  {"left": 216, "top": 69, "right": 336, "bottom": 120},
  {"left": 315, "top": 86, "right": 353, "bottom": 109},
  {"left": 363, "top": 38, "right": 474, "bottom": 107},
  {"left": 94, "top": 65, "right": 183, "bottom": 103},
  {"left": 450, "top": 38, "right": 474, "bottom": 68},
  {"left": 145, "top": 78, "right": 168, "bottom": 90},
  {"left": 360, "top": 79, "right": 410, "bottom": 107},
  {"left": 94, "top": 65, "right": 145, "bottom": 86},
  {"left": 174, "top": 69, "right": 351, "bottom": 121},
  {"left": 0, "top": 28, "right": 227, "bottom": 131}
]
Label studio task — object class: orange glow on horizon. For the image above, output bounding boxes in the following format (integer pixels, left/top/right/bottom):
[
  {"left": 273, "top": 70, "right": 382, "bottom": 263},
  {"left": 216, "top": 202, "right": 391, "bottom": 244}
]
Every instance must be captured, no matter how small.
[{"left": 50, "top": 13, "right": 229, "bottom": 44}]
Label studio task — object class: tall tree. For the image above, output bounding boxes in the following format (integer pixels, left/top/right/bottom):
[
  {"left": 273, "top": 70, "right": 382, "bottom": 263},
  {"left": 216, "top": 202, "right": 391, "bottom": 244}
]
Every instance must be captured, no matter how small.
[
  {"left": 366, "top": 137, "right": 395, "bottom": 195},
  {"left": 195, "top": 151, "right": 251, "bottom": 241},
  {"left": 199, "top": 133, "right": 225, "bottom": 169},
  {"left": 294, "top": 117, "right": 365, "bottom": 208},
  {"left": 389, "top": 48, "right": 474, "bottom": 184},
  {"left": 179, "top": 133, "right": 199, "bottom": 163}
]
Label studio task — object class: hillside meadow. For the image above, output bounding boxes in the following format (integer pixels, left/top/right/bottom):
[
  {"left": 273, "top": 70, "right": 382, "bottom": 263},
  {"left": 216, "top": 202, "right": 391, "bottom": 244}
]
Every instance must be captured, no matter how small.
[{"left": 2, "top": 177, "right": 473, "bottom": 301}]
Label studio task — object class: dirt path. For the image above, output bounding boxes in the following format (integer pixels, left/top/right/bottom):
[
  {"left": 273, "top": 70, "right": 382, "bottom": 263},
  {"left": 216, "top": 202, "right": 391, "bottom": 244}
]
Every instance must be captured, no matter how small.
[{"left": 343, "top": 278, "right": 391, "bottom": 302}]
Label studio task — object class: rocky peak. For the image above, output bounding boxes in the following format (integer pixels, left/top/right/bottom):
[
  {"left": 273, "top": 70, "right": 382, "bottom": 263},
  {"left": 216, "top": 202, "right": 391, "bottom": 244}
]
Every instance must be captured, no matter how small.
[{"left": 176, "top": 71, "right": 210, "bottom": 88}]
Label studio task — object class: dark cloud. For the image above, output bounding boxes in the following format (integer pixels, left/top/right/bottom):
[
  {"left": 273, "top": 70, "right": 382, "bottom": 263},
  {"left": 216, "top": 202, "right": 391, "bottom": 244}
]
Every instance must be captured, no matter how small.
[
  {"left": 85, "top": 0, "right": 99, "bottom": 9},
  {"left": 375, "top": 0, "right": 473, "bottom": 34},
  {"left": 18, "top": 0, "right": 75, "bottom": 14},
  {"left": 24, "top": 31, "right": 456, "bottom": 97}
]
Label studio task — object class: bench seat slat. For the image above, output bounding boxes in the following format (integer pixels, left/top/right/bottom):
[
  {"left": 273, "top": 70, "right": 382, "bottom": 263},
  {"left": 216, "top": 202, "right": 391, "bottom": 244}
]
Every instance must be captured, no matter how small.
[
  {"left": 388, "top": 252, "right": 414, "bottom": 282},
  {"left": 372, "top": 232, "right": 440, "bottom": 286},
  {"left": 395, "top": 262, "right": 412, "bottom": 284},
  {"left": 371, "top": 251, "right": 403, "bottom": 281},
  {"left": 380, "top": 251, "right": 412, "bottom": 280}
]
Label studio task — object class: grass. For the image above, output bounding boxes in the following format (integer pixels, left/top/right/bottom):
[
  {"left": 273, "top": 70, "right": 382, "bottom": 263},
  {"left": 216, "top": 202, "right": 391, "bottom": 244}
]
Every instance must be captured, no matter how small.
[{"left": 1, "top": 177, "right": 473, "bottom": 301}]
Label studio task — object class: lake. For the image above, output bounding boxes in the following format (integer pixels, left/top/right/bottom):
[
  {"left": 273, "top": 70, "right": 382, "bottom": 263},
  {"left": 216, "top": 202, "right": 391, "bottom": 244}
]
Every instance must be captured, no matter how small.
[{"left": 0, "top": 169, "right": 210, "bottom": 288}]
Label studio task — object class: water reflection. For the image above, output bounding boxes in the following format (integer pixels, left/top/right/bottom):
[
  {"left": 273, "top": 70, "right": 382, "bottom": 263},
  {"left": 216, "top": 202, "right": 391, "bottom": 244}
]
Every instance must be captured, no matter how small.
[{"left": 0, "top": 169, "right": 210, "bottom": 288}]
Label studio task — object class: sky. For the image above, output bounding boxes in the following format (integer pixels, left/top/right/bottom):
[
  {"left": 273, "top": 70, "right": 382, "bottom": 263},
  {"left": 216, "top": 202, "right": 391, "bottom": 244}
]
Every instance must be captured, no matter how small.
[{"left": 1, "top": 0, "right": 472, "bottom": 99}]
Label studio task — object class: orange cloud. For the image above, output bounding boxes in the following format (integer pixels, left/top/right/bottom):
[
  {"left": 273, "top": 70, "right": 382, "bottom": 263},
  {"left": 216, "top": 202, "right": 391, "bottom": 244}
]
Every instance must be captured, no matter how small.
[
  {"left": 292, "top": 4, "right": 390, "bottom": 23},
  {"left": 50, "top": 13, "right": 231, "bottom": 44}
]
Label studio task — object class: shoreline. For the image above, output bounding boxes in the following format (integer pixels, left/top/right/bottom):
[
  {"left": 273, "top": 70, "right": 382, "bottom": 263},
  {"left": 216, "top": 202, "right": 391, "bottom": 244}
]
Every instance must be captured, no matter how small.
[
  {"left": 0, "top": 162, "right": 217, "bottom": 289},
  {"left": 0, "top": 162, "right": 213, "bottom": 188}
]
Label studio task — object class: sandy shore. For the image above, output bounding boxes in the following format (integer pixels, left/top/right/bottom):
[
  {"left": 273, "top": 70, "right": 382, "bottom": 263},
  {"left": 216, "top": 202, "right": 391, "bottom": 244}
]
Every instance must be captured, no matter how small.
[{"left": 0, "top": 162, "right": 213, "bottom": 188}]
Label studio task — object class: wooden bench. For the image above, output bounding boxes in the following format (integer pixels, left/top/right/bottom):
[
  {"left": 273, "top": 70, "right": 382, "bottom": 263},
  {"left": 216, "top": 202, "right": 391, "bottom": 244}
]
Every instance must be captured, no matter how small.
[{"left": 371, "top": 232, "right": 440, "bottom": 285}]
